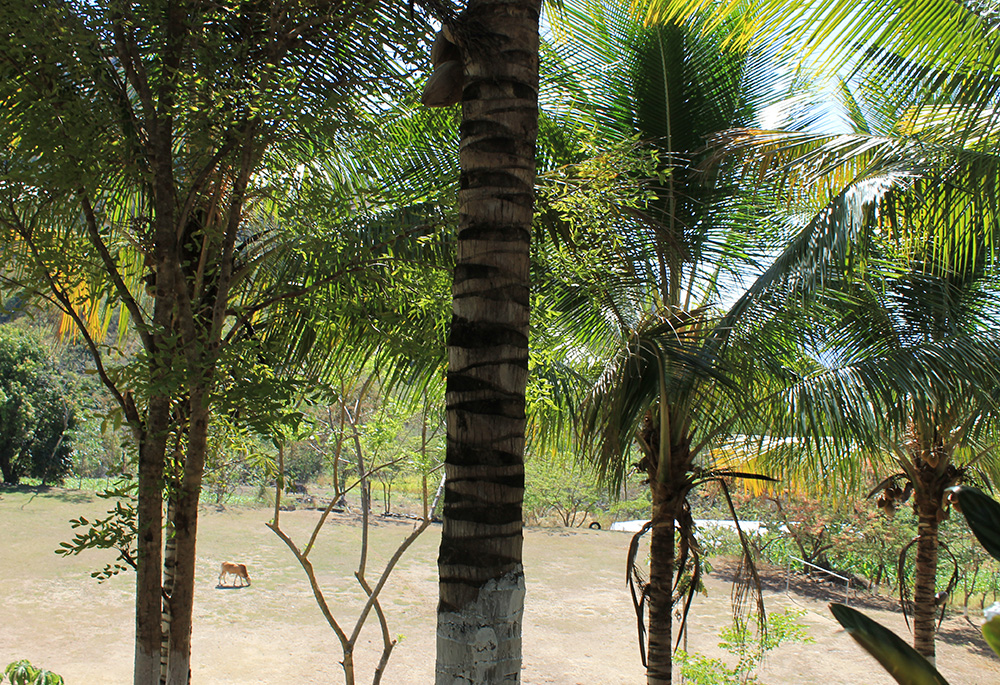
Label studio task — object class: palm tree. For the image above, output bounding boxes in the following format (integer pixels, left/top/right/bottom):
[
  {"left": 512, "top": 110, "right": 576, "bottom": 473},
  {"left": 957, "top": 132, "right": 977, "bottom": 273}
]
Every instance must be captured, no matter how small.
[
  {"left": 712, "top": 74, "right": 1000, "bottom": 665},
  {"left": 537, "top": 3, "right": 789, "bottom": 683},
  {"left": 635, "top": 0, "right": 1000, "bottom": 661},
  {"left": 812, "top": 265, "right": 1000, "bottom": 659},
  {"left": 427, "top": 1, "right": 541, "bottom": 682}
]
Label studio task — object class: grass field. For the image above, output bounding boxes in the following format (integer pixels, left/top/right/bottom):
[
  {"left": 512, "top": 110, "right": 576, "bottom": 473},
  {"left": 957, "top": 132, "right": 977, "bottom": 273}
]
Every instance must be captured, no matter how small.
[{"left": 2, "top": 486, "right": 998, "bottom": 684}]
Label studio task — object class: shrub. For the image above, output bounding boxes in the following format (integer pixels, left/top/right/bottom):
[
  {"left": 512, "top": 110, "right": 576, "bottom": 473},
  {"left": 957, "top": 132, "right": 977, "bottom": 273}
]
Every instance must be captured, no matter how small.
[
  {"left": 0, "top": 326, "right": 76, "bottom": 485},
  {"left": 676, "top": 608, "right": 813, "bottom": 684}
]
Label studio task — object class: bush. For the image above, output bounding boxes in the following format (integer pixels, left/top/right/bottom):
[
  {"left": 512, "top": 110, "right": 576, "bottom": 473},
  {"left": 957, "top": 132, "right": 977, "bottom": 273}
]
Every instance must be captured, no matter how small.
[
  {"left": 0, "top": 326, "right": 76, "bottom": 485},
  {"left": 677, "top": 608, "right": 813, "bottom": 684}
]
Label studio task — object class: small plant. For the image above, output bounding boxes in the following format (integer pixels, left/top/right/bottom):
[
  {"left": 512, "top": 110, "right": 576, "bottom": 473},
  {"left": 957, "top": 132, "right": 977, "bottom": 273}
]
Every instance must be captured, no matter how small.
[
  {"left": 721, "top": 607, "right": 814, "bottom": 681},
  {"left": 677, "top": 608, "right": 814, "bottom": 684},
  {"left": 3, "top": 660, "right": 64, "bottom": 685},
  {"left": 55, "top": 475, "right": 137, "bottom": 580},
  {"left": 675, "top": 651, "right": 743, "bottom": 684}
]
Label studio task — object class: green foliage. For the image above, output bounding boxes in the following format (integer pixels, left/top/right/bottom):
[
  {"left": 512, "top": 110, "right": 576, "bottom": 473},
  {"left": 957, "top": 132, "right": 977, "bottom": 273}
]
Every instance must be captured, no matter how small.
[
  {"left": 720, "top": 608, "right": 814, "bottom": 681},
  {"left": 204, "top": 417, "right": 274, "bottom": 504},
  {"left": 0, "top": 325, "right": 76, "bottom": 485},
  {"left": 694, "top": 488, "right": 922, "bottom": 593},
  {"left": 281, "top": 442, "right": 324, "bottom": 487},
  {"left": 947, "top": 486, "right": 1000, "bottom": 662},
  {"left": 54, "top": 476, "right": 136, "bottom": 581},
  {"left": 676, "top": 608, "right": 813, "bottom": 684},
  {"left": 829, "top": 486, "right": 1000, "bottom": 682},
  {"left": 535, "top": 136, "right": 663, "bottom": 254},
  {"left": 948, "top": 486, "right": 1000, "bottom": 563},
  {"left": 524, "top": 448, "right": 607, "bottom": 527},
  {"left": 360, "top": 398, "right": 417, "bottom": 513},
  {"left": 606, "top": 483, "right": 653, "bottom": 523},
  {"left": 675, "top": 651, "right": 743, "bottom": 684},
  {"left": 3, "top": 660, "right": 63, "bottom": 685},
  {"left": 938, "top": 513, "right": 1000, "bottom": 611}
]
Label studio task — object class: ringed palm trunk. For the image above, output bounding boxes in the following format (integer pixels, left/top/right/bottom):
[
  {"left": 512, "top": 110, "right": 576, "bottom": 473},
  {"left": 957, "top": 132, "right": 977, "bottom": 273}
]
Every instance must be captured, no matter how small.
[
  {"left": 435, "top": 1, "right": 540, "bottom": 682},
  {"left": 911, "top": 454, "right": 949, "bottom": 663},
  {"left": 646, "top": 481, "right": 677, "bottom": 685}
]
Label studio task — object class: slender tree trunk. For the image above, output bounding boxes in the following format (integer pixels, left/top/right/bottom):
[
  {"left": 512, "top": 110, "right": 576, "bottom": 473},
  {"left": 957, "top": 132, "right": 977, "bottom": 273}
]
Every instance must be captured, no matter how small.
[
  {"left": 912, "top": 473, "right": 942, "bottom": 662},
  {"left": 165, "top": 387, "right": 211, "bottom": 685},
  {"left": 646, "top": 482, "right": 675, "bottom": 685},
  {"left": 435, "top": 1, "right": 540, "bottom": 682},
  {"left": 161, "top": 492, "right": 179, "bottom": 684},
  {"left": 135, "top": 396, "right": 170, "bottom": 685},
  {"left": 136, "top": 37, "right": 184, "bottom": 675}
]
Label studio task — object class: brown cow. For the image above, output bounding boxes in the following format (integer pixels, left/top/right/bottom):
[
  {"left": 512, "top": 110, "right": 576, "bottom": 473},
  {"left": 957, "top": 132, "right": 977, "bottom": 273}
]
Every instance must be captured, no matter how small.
[{"left": 218, "top": 562, "right": 251, "bottom": 587}]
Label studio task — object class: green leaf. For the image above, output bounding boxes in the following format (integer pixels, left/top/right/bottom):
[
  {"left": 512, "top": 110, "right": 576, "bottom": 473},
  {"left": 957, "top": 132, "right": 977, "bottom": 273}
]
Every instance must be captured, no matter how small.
[
  {"left": 947, "top": 486, "right": 1000, "bottom": 563},
  {"left": 982, "top": 615, "right": 1000, "bottom": 659},
  {"left": 829, "top": 604, "right": 949, "bottom": 685}
]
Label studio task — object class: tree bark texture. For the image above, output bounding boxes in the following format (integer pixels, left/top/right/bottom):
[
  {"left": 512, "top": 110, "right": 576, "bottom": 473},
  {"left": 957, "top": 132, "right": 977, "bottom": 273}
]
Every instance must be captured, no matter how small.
[
  {"left": 160, "top": 493, "right": 179, "bottom": 684},
  {"left": 134, "top": 394, "right": 170, "bottom": 685},
  {"left": 646, "top": 482, "right": 676, "bottom": 685},
  {"left": 912, "top": 467, "right": 943, "bottom": 662},
  {"left": 435, "top": 2, "right": 540, "bottom": 683},
  {"left": 135, "top": 18, "right": 185, "bottom": 677},
  {"left": 165, "top": 391, "right": 211, "bottom": 685},
  {"left": 0, "top": 451, "right": 16, "bottom": 484}
]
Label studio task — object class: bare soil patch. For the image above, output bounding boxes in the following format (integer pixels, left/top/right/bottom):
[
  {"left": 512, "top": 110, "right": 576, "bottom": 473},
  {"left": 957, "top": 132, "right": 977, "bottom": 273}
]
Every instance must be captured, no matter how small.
[{"left": 1, "top": 488, "right": 997, "bottom": 683}]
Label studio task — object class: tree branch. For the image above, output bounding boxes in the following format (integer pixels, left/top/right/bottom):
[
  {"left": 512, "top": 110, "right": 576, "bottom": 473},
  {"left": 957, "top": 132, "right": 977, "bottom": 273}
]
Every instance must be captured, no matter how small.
[
  {"left": 266, "top": 520, "right": 352, "bottom": 647},
  {"left": 78, "top": 190, "right": 152, "bottom": 351},
  {"left": 8, "top": 208, "right": 142, "bottom": 436}
]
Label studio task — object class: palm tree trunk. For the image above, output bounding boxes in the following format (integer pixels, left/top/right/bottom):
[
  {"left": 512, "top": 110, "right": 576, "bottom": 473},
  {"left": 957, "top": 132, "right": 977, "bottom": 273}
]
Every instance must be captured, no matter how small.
[
  {"left": 912, "top": 476, "right": 941, "bottom": 662},
  {"left": 646, "top": 481, "right": 675, "bottom": 685},
  {"left": 435, "top": 1, "right": 540, "bottom": 682}
]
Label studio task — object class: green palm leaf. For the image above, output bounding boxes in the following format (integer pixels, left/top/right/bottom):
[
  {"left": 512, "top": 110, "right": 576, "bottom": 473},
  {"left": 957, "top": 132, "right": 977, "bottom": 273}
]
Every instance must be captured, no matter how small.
[{"left": 829, "top": 603, "right": 949, "bottom": 685}]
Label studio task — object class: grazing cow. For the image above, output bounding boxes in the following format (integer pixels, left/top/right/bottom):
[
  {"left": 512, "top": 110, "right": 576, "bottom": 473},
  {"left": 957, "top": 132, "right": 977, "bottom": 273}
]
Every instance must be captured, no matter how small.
[{"left": 218, "top": 562, "right": 251, "bottom": 587}]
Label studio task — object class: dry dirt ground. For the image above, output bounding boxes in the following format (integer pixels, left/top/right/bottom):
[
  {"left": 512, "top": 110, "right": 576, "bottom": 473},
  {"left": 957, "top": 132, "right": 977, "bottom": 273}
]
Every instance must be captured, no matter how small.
[{"left": 2, "top": 487, "right": 998, "bottom": 684}]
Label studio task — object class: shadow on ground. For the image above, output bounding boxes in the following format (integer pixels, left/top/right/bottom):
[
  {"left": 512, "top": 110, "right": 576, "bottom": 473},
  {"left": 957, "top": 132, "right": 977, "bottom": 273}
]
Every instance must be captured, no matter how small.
[
  {"left": 711, "top": 557, "right": 997, "bottom": 658},
  {"left": 0, "top": 485, "right": 93, "bottom": 505}
]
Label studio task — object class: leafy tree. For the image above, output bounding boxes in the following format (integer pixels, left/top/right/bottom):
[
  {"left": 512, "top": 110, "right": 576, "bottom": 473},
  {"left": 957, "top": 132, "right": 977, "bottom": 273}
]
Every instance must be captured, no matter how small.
[
  {"left": 56, "top": 476, "right": 138, "bottom": 581},
  {"left": 361, "top": 398, "right": 411, "bottom": 514},
  {"left": 0, "top": 2, "right": 436, "bottom": 682},
  {"left": 523, "top": 449, "right": 605, "bottom": 527},
  {"left": 0, "top": 325, "right": 75, "bottom": 485}
]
